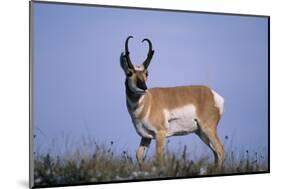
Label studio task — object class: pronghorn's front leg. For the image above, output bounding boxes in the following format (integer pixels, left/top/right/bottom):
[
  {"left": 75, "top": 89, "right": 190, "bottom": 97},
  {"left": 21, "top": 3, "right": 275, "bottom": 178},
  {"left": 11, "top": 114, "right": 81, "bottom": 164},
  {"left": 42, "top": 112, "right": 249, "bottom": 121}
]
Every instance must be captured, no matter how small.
[
  {"left": 136, "top": 137, "right": 151, "bottom": 170},
  {"left": 155, "top": 130, "right": 166, "bottom": 166}
]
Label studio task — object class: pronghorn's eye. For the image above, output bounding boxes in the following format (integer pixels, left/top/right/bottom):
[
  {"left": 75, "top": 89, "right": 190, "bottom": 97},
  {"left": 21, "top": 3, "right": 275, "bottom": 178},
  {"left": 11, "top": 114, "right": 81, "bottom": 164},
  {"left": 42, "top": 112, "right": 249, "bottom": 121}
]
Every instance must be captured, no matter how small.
[
  {"left": 126, "top": 71, "right": 133, "bottom": 77},
  {"left": 145, "top": 71, "right": 148, "bottom": 77}
]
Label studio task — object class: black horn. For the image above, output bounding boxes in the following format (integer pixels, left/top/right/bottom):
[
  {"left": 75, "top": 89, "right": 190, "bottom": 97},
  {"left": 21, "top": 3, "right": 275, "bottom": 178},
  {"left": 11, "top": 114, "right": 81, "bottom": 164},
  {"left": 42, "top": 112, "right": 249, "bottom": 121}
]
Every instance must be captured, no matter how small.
[
  {"left": 124, "top": 36, "right": 134, "bottom": 69},
  {"left": 142, "top": 38, "right": 154, "bottom": 69}
]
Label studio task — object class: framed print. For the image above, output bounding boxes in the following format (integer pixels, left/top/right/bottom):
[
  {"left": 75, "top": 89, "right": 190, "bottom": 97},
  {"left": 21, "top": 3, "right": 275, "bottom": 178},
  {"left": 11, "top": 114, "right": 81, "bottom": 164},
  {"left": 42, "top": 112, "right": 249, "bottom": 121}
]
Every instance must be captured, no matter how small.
[{"left": 29, "top": 1, "right": 270, "bottom": 188}]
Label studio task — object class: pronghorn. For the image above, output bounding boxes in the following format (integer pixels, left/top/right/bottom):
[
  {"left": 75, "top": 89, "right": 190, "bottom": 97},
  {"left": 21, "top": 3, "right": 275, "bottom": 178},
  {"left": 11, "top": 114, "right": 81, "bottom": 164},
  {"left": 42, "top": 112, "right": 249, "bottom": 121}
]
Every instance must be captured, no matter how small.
[{"left": 120, "top": 36, "right": 224, "bottom": 169}]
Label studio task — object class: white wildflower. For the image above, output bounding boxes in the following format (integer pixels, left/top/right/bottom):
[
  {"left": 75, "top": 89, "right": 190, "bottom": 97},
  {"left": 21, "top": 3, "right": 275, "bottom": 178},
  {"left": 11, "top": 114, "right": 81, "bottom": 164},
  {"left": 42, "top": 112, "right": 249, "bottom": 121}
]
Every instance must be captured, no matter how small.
[{"left": 200, "top": 167, "right": 207, "bottom": 175}]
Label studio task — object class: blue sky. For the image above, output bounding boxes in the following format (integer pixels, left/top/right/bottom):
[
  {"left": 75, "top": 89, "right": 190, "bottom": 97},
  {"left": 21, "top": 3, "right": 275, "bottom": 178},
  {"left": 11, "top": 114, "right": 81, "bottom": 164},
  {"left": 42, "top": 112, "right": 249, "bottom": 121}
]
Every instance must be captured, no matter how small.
[{"left": 32, "top": 2, "right": 268, "bottom": 158}]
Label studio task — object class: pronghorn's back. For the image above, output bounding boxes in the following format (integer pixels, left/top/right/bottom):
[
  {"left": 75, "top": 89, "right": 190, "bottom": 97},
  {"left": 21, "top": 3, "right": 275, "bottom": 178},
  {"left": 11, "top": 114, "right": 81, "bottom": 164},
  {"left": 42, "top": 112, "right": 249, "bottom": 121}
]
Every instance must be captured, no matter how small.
[{"left": 147, "top": 85, "right": 224, "bottom": 116}]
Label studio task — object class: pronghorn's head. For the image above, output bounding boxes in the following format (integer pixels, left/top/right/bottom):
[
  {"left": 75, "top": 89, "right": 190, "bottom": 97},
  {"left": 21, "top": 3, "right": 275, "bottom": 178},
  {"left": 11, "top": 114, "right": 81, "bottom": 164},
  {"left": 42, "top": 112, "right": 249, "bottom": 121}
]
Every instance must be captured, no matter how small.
[{"left": 120, "top": 36, "right": 154, "bottom": 95}]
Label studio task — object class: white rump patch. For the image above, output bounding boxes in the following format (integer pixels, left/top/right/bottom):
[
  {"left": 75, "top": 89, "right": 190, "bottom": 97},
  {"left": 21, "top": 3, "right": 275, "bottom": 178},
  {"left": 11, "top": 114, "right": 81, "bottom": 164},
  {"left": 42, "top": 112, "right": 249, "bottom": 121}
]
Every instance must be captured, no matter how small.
[
  {"left": 211, "top": 90, "right": 224, "bottom": 115},
  {"left": 164, "top": 105, "right": 199, "bottom": 137}
]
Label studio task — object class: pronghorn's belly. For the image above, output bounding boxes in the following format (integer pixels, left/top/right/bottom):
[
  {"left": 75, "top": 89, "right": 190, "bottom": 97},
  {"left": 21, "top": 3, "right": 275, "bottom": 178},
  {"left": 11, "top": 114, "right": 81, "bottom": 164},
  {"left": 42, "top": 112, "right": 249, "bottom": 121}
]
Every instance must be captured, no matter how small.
[{"left": 164, "top": 104, "right": 199, "bottom": 137}]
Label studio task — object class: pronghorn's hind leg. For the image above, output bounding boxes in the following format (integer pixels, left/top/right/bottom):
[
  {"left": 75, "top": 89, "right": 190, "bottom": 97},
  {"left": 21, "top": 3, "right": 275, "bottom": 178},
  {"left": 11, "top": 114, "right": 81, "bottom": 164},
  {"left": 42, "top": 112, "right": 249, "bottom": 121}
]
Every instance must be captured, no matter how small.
[
  {"left": 136, "top": 137, "right": 151, "bottom": 170},
  {"left": 195, "top": 121, "right": 224, "bottom": 170}
]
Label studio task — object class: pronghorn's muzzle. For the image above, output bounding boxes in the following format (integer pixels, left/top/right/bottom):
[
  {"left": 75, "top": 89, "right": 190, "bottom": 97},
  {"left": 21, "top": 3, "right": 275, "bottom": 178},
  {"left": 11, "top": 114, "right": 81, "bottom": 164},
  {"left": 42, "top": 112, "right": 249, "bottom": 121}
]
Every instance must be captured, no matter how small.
[{"left": 137, "top": 80, "right": 147, "bottom": 91}]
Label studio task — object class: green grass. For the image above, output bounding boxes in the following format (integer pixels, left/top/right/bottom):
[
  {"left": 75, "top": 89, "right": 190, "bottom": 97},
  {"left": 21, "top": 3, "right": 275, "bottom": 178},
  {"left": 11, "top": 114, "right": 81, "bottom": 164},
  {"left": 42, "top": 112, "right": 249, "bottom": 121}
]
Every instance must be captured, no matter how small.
[{"left": 33, "top": 139, "right": 268, "bottom": 187}]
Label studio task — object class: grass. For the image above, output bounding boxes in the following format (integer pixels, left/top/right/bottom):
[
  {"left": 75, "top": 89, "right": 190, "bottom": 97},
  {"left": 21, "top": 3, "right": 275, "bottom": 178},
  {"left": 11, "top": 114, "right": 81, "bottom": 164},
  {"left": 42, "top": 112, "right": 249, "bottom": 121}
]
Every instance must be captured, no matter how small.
[{"left": 33, "top": 137, "right": 268, "bottom": 187}]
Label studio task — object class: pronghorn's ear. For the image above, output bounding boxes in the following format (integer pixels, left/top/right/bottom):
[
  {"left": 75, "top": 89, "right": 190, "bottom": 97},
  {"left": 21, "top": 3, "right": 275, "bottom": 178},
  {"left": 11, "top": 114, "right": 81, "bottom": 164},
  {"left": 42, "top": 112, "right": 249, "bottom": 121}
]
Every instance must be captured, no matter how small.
[{"left": 120, "top": 52, "right": 130, "bottom": 74}]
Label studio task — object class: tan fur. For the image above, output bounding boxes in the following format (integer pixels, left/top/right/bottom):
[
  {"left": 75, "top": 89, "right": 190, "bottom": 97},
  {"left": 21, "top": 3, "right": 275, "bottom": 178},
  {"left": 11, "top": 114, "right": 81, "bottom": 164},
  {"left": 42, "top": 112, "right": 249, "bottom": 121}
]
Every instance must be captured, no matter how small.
[
  {"left": 135, "top": 86, "right": 220, "bottom": 129},
  {"left": 127, "top": 85, "right": 224, "bottom": 169}
]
